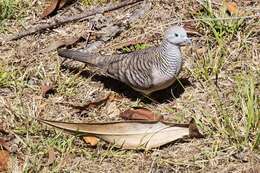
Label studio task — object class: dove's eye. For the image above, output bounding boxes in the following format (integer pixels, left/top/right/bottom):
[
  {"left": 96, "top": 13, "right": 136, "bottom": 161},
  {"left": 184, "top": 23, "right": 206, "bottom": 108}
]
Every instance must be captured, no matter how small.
[{"left": 175, "top": 33, "right": 179, "bottom": 37}]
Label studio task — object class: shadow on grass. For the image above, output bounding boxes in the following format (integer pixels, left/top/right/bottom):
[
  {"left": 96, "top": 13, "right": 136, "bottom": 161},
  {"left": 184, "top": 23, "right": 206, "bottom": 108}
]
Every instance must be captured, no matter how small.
[{"left": 61, "top": 64, "right": 192, "bottom": 104}]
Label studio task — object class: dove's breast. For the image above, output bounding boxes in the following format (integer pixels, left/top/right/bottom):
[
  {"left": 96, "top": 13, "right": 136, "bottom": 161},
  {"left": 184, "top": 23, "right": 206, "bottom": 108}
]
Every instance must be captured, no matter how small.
[{"left": 151, "top": 66, "right": 178, "bottom": 89}]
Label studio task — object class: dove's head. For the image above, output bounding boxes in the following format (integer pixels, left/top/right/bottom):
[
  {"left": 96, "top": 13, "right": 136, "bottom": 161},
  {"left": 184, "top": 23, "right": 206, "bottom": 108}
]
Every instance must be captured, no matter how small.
[{"left": 164, "top": 25, "right": 191, "bottom": 46}]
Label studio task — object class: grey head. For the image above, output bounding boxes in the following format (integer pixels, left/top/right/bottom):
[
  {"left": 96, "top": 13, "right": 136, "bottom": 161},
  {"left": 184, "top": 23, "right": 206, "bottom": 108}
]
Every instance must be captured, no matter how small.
[{"left": 164, "top": 25, "right": 191, "bottom": 46}]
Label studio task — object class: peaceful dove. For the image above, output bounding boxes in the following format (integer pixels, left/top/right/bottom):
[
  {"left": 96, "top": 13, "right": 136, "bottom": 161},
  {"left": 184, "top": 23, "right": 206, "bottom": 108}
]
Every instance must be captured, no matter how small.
[{"left": 58, "top": 25, "right": 191, "bottom": 95}]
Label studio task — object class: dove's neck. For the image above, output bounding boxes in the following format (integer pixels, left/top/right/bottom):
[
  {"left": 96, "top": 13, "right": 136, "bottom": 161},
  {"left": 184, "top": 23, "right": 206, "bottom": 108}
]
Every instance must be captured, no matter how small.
[{"left": 158, "top": 40, "right": 183, "bottom": 76}]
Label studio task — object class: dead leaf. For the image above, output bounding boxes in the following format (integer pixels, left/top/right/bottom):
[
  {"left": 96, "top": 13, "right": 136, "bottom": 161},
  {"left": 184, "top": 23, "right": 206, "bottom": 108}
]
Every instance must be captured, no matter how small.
[
  {"left": 83, "top": 136, "right": 99, "bottom": 146},
  {"left": 39, "top": 118, "right": 203, "bottom": 150},
  {"left": 120, "top": 108, "right": 163, "bottom": 121},
  {"left": 0, "top": 150, "right": 9, "bottom": 171},
  {"left": 41, "top": 0, "right": 73, "bottom": 18},
  {"left": 42, "top": 0, "right": 61, "bottom": 18},
  {"left": 226, "top": 2, "right": 238, "bottom": 15},
  {"left": 46, "top": 148, "right": 56, "bottom": 166},
  {"left": 188, "top": 119, "right": 204, "bottom": 138},
  {"left": 41, "top": 81, "right": 55, "bottom": 98}
]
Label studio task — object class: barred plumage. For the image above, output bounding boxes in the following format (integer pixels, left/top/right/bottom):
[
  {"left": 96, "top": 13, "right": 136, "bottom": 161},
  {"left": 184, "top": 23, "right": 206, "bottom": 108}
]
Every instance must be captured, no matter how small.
[{"left": 58, "top": 25, "right": 191, "bottom": 95}]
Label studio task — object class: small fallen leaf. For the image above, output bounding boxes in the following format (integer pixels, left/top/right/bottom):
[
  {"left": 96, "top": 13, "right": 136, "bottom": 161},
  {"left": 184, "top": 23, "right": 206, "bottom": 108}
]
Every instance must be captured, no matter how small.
[
  {"left": 188, "top": 119, "right": 204, "bottom": 138},
  {"left": 41, "top": 81, "right": 55, "bottom": 98},
  {"left": 226, "top": 2, "right": 238, "bottom": 15},
  {"left": 46, "top": 147, "right": 56, "bottom": 166},
  {"left": 83, "top": 136, "right": 99, "bottom": 146},
  {"left": 41, "top": 0, "right": 73, "bottom": 18},
  {"left": 39, "top": 118, "right": 203, "bottom": 150},
  {"left": 120, "top": 108, "right": 163, "bottom": 121},
  {"left": 0, "top": 150, "right": 9, "bottom": 171},
  {"left": 42, "top": 0, "right": 61, "bottom": 18}
]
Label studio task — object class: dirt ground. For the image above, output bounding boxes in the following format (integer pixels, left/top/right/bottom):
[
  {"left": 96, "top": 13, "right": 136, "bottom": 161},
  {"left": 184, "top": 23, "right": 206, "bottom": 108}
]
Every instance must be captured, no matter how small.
[{"left": 0, "top": 0, "right": 259, "bottom": 172}]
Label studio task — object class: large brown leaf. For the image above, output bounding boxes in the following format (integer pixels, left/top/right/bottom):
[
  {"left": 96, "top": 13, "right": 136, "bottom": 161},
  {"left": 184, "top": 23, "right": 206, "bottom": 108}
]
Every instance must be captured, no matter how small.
[
  {"left": 120, "top": 108, "right": 163, "bottom": 121},
  {"left": 42, "top": 0, "right": 72, "bottom": 18},
  {"left": 0, "top": 150, "right": 9, "bottom": 171},
  {"left": 39, "top": 119, "right": 203, "bottom": 150},
  {"left": 42, "top": 0, "right": 61, "bottom": 18}
]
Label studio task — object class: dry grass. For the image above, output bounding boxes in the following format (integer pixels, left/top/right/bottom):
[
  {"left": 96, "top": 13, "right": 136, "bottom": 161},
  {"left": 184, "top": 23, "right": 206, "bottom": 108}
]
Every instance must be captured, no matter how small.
[{"left": 0, "top": 0, "right": 259, "bottom": 172}]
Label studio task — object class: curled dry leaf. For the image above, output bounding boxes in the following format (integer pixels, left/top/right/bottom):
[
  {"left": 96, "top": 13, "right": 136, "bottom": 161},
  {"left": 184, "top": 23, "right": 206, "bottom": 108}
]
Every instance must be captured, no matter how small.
[
  {"left": 83, "top": 136, "right": 99, "bottom": 146},
  {"left": 42, "top": 0, "right": 61, "bottom": 18},
  {"left": 42, "top": 0, "right": 72, "bottom": 18},
  {"left": 188, "top": 119, "right": 204, "bottom": 138},
  {"left": 39, "top": 118, "right": 203, "bottom": 150},
  {"left": 46, "top": 147, "right": 56, "bottom": 166},
  {"left": 226, "top": 2, "right": 238, "bottom": 15},
  {"left": 0, "top": 150, "right": 10, "bottom": 172},
  {"left": 120, "top": 108, "right": 163, "bottom": 121}
]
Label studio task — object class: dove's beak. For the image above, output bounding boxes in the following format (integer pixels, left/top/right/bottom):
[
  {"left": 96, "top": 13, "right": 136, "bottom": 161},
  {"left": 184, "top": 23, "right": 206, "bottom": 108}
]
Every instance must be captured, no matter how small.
[
  {"left": 186, "top": 37, "right": 192, "bottom": 44},
  {"left": 180, "top": 37, "right": 192, "bottom": 46}
]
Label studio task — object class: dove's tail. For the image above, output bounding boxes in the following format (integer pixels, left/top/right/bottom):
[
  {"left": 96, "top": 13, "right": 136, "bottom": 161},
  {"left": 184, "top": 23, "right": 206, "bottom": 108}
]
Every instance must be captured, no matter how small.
[{"left": 57, "top": 49, "right": 109, "bottom": 67}]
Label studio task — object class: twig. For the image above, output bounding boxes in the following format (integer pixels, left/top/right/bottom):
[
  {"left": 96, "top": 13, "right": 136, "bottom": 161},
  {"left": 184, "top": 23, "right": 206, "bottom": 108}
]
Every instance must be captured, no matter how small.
[
  {"left": 7, "top": 0, "right": 144, "bottom": 41},
  {"left": 84, "top": 22, "right": 95, "bottom": 47},
  {"left": 80, "top": 0, "right": 151, "bottom": 53}
]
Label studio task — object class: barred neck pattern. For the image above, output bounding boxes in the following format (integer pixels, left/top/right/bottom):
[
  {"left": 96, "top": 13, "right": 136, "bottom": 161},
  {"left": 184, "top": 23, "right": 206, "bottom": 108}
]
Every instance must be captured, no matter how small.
[{"left": 157, "top": 40, "right": 182, "bottom": 76}]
